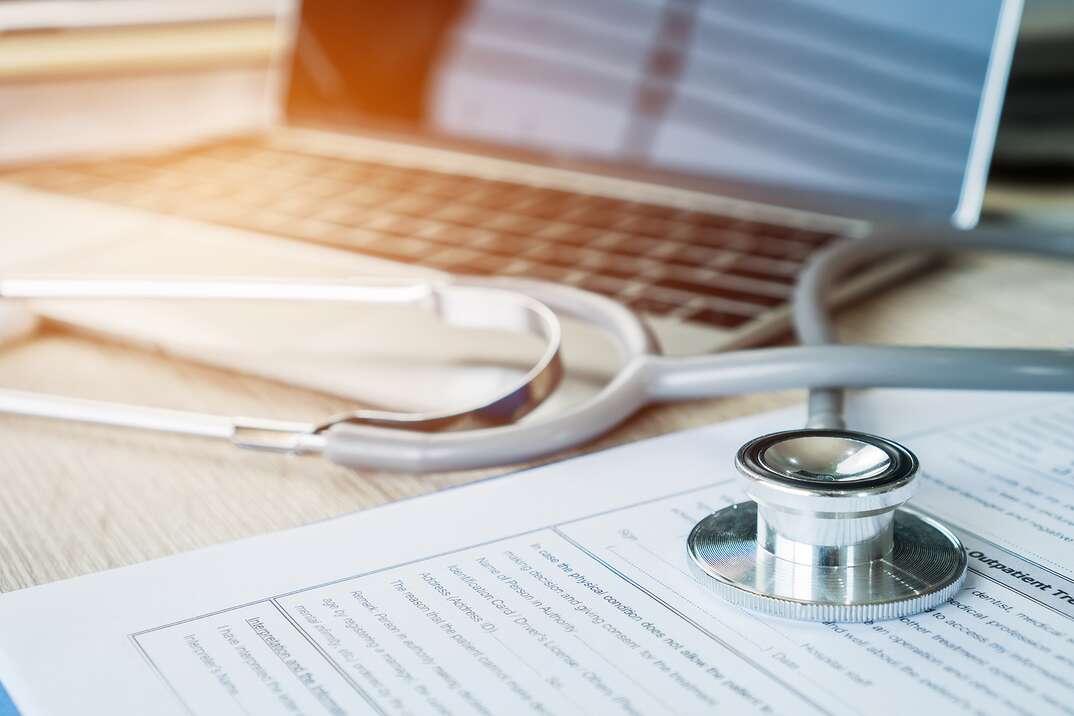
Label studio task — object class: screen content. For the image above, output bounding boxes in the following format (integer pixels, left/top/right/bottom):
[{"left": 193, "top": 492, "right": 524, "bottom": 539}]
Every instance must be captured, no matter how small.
[{"left": 286, "top": 0, "right": 1006, "bottom": 218}]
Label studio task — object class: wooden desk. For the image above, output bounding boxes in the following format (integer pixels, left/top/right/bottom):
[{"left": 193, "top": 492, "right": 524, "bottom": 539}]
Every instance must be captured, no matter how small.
[{"left": 2, "top": 249, "right": 1073, "bottom": 592}]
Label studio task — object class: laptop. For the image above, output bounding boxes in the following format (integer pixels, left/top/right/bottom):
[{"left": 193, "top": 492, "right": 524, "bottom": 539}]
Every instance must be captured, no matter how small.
[{"left": 0, "top": 0, "right": 1022, "bottom": 415}]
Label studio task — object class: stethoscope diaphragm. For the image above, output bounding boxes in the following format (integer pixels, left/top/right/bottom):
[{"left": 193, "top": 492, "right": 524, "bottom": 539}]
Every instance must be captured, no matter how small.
[{"left": 687, "top": 429, "right": 967, "bottom": 622}]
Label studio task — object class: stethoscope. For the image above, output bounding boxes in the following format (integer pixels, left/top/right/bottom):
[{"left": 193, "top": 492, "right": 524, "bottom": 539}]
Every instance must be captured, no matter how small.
[{"left": 1, "top": 225, "right": 1071, "bottom": 621}]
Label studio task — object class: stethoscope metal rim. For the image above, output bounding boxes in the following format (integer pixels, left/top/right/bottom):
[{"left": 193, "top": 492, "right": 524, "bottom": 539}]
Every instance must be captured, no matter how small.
[{"left": 686, "top": 502, "right": 969, "bottom": 622}]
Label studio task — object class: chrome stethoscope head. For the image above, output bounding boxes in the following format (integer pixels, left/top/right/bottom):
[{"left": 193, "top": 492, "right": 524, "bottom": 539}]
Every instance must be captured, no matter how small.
[{"left": 687, "top": 429, "right": 967, "bottom": 622}]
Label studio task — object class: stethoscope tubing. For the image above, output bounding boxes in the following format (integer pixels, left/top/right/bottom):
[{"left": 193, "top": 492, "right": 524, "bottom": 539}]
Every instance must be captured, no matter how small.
[
  {"left": 325, "top": 222, "right": 1074, "bottom": 472},
  {"left": 794, "top": 225, "right": 1074, "bottom": 429},
  {"left": 322, "top": 343, "right": 1074, "bottom": 471},
  {"left": 0, "top": 227, "right": 1068, "bottom": 472}
]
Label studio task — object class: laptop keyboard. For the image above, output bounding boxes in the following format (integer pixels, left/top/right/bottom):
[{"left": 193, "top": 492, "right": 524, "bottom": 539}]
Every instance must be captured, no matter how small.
[{"left": 2, "top": 139, "right": 845, "bottom": 330}]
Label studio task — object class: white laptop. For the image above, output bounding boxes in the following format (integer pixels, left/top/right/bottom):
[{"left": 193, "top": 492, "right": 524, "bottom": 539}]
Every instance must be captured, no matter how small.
[{"left": 0, "top": 0, "right": 1022, "bottom": 416}]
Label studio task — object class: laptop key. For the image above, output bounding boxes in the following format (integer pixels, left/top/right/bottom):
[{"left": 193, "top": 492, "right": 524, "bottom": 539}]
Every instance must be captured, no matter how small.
[
  {"left": 428, "top": 204, "right": 494, "bottom": 226},
  {"left": 422, "top": 247, "right": 481, "bottom": 269},
  {"left": 315, "top": 204, "right": 376, "bottom": 225},
  {"left": 524, "top": 243, "right": 597, "bottom": 268},
  {"left": 361, "top": 171, "right": 418, "bottom": 192},
  {"left": 747, "top": 236, "right": 815, "bottom": 261},
  {"left": 590, "top": 255, "right": 651, "bottom": 280},
  {"left": 572, "top": 194, "right": 625, "bottom": 212},
  {"left": 360, "top": 236, "right": 440, "bottom": 261},
  {"left": 367, "top": 213, "right": 439, "bottom": 238},
  {"left": 615, "top": 215, "right": 677, "bottom": 239},
  {"left": 792, "top": 229, "right": 839, "bottom": 245},
  {"left": 479, "top": 212, "right": 549, "bottom": 236},
  {"left": 415, "top": 177, "right": 480, "bottom": 199},
  {"left": 509, "top": 196, "right": 574, "bottom": 220},
  {"left": 574, "top": 273, "right": 630, "bottom": 297},
  {"left": 560, "top": 206, "right": 623, "bottom": 229},
  {"left": 460, "top": 188, "right": 525, "bottom": 210},
  {"left": 722, "top": 258, "right": 799, "bottom": 284},
  {"left": 336, "top": 186, "right": 393, "bottom": 208},
  {"left": 664, "top": 243, "right": 723, "bottom": 268},
  {"left": 382, "top": 193, "right": 442, "bottom": 216},
  {"left": 685, "top": 308, "right": 753, "bottom": 329},
  {"left": 447, "top": 253, "right": 518, "bottom": 276},
  {"left": 732, "top": 220, "right": 799, "bottom": 240},
  {"left": 533, "top": 223, "right": 606, "bottom": 246},
  {"left": 418, "top": 223, "right": 495, "bottom": 247},
  {"left": 653, "top": 277, "right": 784, "bottom": 307},
  {"left": 683, "top": 212, "right": 738, "bottom": 230},
  {"left": 688, "top": 231, "right": 813, "bottom": 261},
  {"left": 503, "top": 262, "right": 577, "bottom": 283},
  {"left": 620, "top": 202, "right": 686, "bottom": 221},
  {"left": 626, "top": 296, "right": 679, "bottom": 316},
  {"left": 478, "top": 233, "right": 534, "bottom": 255},
  {"left": 604, "top": 235, "right": 664, "bottom": 257}
]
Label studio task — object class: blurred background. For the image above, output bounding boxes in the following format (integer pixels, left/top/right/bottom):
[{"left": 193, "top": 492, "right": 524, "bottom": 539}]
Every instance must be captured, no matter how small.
[
  {"left": 0, "top": 0, "right": 290, "bottom": 162},
  {"left": 988, "top": 0, "right": 1074, "bottom": 225},
  {"left": 2, "top": 0, "right": 1070, "bottom": 204}
]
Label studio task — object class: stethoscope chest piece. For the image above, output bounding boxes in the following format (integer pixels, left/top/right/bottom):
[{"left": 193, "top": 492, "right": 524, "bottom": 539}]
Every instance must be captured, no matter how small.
[{"left": 687, "top": 429, "right": 967, "bottom": 622}]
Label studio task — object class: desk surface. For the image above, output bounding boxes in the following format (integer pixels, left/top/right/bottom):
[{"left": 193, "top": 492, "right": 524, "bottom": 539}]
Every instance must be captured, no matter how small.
[{"left": 2, "top": 249, "right": 1073, "bottom": 592}]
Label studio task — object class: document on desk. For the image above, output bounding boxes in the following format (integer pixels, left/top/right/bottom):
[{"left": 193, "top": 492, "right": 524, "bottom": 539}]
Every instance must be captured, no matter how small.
[{"left": 1, "top": 391, "right": 1073, "bottom": 716}]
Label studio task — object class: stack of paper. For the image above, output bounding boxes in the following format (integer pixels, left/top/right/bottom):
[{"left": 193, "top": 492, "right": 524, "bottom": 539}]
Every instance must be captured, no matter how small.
[{"left": 1, "top": 390, "right": 1072, "bottom": 714}]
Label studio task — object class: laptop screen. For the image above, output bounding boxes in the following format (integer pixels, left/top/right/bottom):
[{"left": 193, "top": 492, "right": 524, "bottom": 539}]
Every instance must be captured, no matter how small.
[{"left": 285, "top": 0, "right": 1019, "bottom": 227}]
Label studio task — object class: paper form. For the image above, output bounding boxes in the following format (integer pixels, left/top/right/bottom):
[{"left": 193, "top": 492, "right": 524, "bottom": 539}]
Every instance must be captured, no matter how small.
[{"left": 1, "top": 390, "right": 1073, "bottom": 715}]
